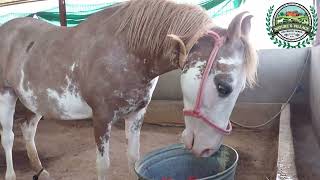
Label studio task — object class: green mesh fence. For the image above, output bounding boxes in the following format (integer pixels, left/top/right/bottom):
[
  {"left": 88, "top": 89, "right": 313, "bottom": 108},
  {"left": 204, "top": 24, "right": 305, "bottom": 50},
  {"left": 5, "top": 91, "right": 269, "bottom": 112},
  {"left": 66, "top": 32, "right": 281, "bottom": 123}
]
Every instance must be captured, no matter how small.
[
  {"left": 36, "top": 2, "right": 117, "bottom": 26},
  {"left": 0, "top": 0, "right": 245, "bottom": 26}
]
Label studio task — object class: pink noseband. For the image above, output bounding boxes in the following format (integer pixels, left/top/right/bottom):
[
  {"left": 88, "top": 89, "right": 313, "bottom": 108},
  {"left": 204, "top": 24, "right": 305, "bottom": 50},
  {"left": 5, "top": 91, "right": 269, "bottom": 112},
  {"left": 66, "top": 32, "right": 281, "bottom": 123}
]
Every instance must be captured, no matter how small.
[{"left": 183, "top": 31, "right": 232, "bottom": 135}]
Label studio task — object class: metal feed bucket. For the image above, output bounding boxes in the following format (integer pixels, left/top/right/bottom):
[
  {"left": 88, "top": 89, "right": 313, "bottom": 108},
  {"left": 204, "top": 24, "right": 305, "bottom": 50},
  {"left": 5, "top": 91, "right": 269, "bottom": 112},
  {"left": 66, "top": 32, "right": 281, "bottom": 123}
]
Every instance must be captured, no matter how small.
[{"left": 135, "top": 144, "right": 238, "bottom": 180}]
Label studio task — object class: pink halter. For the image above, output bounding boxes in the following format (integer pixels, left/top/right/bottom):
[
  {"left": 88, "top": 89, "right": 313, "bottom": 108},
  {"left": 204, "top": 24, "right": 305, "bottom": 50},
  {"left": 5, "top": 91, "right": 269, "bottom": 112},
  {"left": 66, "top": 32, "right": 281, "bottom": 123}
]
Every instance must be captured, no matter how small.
[{"left": 183, "top": 31, "right": 232, "bottom": 135}]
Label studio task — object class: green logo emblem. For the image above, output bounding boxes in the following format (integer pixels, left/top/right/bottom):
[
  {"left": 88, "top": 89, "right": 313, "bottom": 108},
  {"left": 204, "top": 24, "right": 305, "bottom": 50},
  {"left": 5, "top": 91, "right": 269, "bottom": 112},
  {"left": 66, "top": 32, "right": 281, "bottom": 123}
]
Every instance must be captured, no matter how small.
[{"left": 266, "top": 2, "right": 318, "bottom": 48}]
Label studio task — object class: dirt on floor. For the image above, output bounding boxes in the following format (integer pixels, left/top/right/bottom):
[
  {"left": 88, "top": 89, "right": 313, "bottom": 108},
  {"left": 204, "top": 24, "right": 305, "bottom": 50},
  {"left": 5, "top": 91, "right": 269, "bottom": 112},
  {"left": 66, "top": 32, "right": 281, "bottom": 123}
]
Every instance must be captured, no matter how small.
[{"left": 0, "top": 102, "right": 279, "bottom": 180}]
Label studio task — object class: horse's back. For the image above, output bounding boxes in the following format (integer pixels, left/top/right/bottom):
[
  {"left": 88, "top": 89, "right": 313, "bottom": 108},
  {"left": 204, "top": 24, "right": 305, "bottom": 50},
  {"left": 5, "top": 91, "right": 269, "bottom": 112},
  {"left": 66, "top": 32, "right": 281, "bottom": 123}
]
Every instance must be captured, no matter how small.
[
  {"left": 0, "top": 17, "right": 56, "bottom": 34},
  {"left": 0, "top": 17, "right": 57, "bottom": 79},
  {"left": 0, "top": 17, "right": 56, "bottom": 52},
  {"left": 0, "top": 17, "right": 56, "bottom": 46}
]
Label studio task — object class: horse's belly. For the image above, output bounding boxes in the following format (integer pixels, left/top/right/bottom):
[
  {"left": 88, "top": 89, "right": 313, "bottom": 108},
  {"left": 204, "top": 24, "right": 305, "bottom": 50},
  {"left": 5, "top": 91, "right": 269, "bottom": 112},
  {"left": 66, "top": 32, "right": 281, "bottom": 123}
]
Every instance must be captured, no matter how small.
[
  {"left": 46, "top": 88, "right": 93, "bottom": 120},
  {"left": 19, "top": 87, "right": 92, "bottom": 120}
]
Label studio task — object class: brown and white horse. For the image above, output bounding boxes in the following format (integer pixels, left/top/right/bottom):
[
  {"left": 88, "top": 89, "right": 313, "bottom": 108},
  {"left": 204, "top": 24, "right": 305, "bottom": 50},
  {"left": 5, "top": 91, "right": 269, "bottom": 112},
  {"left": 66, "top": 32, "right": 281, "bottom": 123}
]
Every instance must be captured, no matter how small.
[{"left": 0, "top": 0, "right": 258, "bottom": 179}]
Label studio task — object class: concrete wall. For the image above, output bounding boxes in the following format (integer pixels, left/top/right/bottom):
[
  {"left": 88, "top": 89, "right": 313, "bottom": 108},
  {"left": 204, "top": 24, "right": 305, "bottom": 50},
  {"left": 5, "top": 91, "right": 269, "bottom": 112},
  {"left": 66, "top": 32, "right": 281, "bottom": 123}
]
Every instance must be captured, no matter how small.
[
  {"left": 310, "top": 46, "right": 320, "bottom": 140},
  {"left": 153, "top": 48, "right": 310, "bottom": 104}
]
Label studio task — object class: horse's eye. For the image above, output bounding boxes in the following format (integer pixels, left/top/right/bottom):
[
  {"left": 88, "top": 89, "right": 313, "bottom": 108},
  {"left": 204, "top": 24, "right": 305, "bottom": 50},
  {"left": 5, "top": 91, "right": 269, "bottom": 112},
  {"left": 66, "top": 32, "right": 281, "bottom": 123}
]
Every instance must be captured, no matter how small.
[{"left": 217, "top": 83, "right": 232, "bottom": 97}]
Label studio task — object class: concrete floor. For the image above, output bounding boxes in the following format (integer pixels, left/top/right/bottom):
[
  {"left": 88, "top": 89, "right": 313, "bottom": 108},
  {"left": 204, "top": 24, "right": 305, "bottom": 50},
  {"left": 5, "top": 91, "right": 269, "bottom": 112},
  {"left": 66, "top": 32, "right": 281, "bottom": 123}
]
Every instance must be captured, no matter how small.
[
  {"left": 0, "top": 102, "right": 281, "bottom": 180},
  {"left": 291, "top": 104, "right": 320, "bottom": 180}
]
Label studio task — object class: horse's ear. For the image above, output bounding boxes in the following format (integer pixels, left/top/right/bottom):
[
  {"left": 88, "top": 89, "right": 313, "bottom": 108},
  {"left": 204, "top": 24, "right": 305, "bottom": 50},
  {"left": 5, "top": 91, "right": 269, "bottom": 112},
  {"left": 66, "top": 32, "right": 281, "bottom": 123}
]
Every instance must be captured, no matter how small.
[
  {"left": 167, "top": 34, "right": 187, "bottom": 68},
  {"left": 241, "top": 15, "right": 253, "bottom": 38},
  {"left": 226, "top": 11, "right": 249, "bottom": 41}
]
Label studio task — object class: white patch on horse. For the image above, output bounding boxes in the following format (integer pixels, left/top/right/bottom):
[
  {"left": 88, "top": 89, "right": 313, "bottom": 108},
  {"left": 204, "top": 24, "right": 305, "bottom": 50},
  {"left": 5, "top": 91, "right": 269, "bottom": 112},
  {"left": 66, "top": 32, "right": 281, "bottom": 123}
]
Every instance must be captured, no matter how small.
[
  {"left": 148, "top": 76, "right": 159, "bottom": 97},
  {"left": 214, "top": 70, "right": 236, "bottom": 75},
  {"left": 142, "top": 76, "right": 158, "bottom": 105},
  {"left": 189, "top": 61, "right": 206, "bottom": 80},
  {"left": 70, "top": 63, "right": 77, "bottom": 72},
  {"left": 0, "top": 91, "right": 17, "bottom": 180},
  {"left": 112, "top": 90, "right": 123, "bottom": 98},
  {"left": 215, "top": 56, "right": 243, "bottom": 76},
  {"left": 180, "top": 61, "right": 207, "bottom": 108},
  {"left": 217, "top": 57, "right": 241, "bottom": 65},
  {"left": 126, "top": 109, "right": 145, "bottom": 157},
  {"left": 18, "top": 69, "right": 38, "bottom": 112},
  {"left": 46, "top": 76, "right": 92, "bottom": 119}
]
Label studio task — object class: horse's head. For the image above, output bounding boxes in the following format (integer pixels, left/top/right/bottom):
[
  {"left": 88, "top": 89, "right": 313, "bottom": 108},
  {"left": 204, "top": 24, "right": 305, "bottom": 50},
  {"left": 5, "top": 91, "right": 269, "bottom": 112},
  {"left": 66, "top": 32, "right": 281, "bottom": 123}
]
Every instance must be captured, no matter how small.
[{"left": 171, "top": 12, "right": 258, "bottom": 157}]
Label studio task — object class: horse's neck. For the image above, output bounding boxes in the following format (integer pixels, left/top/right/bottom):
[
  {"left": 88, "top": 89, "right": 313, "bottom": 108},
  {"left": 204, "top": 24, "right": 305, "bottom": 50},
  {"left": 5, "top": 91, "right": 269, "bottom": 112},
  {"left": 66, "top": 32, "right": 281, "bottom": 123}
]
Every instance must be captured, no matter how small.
[
  {"left": 74, "top": 3, "right": 179, "bottom": 80},
  {"left": 74, "top": 3, "right": 125, "bottom": 35},
  {"left": 142, "top": 56, "right": 178, "bottom": 79}
]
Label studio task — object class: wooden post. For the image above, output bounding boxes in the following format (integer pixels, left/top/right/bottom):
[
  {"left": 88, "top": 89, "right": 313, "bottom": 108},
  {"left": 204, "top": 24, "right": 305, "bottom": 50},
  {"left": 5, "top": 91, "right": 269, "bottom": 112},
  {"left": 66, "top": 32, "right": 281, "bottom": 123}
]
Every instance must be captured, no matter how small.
[{"left": 59, "top": 0, "right": 67, "bottom": 26}]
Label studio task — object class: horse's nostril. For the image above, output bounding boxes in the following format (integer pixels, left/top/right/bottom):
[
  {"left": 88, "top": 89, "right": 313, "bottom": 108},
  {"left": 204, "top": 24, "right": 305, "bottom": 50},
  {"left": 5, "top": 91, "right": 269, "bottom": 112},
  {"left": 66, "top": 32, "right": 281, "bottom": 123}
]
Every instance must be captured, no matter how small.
[
  {"left": 182, "top": 130, "right": 195, "bottom": 150},
  {"left": 200, "top": 149, "right": 215, "bottom": 157},
  {"left": 191, "top": 134, "right": 195, "bottom": 149}
]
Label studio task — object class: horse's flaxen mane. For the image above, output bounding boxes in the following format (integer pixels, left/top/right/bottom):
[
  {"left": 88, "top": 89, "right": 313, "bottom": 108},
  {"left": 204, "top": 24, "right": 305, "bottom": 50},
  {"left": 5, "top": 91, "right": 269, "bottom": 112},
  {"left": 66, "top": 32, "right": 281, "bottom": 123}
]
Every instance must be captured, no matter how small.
[
  {"left": 241, "top": 36, "right": 258, "bottom": 88},
  {"left": 113, "top": 0, "right": 257, "bottom": 86},
  {"left": 115, "top": 0, "right": 213, "bottom": 62}
]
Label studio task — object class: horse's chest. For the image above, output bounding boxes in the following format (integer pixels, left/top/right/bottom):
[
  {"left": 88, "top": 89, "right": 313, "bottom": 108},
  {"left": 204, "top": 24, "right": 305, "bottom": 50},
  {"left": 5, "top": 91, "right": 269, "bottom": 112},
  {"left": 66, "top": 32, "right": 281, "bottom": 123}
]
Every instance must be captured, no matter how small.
[{"left": 112, "top": 77, "right": 158, "bottom": 120}]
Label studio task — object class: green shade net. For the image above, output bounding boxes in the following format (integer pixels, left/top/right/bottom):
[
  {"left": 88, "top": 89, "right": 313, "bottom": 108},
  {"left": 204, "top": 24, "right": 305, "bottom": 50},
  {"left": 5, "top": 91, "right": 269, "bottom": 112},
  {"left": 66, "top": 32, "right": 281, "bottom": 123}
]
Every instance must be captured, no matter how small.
[{"left": 0, "top": 0, "right": 246, "bottom": 26}]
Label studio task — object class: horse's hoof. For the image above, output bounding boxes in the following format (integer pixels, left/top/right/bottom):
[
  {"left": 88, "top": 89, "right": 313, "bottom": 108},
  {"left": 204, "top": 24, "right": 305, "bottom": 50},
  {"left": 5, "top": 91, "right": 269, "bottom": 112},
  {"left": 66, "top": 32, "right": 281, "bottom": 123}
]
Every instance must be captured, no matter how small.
[{"left": 39, "top": 170, "right": 53, "bottom": 180}]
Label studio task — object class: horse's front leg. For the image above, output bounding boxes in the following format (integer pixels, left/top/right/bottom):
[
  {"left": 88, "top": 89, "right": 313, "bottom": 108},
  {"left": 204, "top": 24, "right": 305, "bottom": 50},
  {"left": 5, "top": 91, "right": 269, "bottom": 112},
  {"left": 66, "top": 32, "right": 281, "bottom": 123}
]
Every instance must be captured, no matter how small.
[
  {"left": 125, "top": 76, "right": 159, "bottom": 179},
  {"left": 93, "top": 112, "right": 112, "bottom": 180},
  {"left": 125, "top": 108, "right": 147, "bottom": 179}
]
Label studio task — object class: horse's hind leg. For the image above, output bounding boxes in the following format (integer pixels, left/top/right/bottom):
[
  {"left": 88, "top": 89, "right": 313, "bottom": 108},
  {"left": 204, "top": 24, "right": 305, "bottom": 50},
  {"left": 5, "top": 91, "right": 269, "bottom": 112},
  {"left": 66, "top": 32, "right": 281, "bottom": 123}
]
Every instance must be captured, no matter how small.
[
  {"left": 20, "top": 113, "right": 50, "bottom": 179},
  {"left": 0, "top": 88, "right": 17, "bottom": 180}
]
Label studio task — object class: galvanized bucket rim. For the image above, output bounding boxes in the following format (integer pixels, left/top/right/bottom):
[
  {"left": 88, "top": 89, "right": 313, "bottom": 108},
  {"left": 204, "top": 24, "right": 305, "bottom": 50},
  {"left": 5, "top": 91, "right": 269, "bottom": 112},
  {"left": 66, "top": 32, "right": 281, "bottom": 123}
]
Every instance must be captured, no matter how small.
[{"left": 134, "top": 143, "right": 239, "bottom": 180}]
